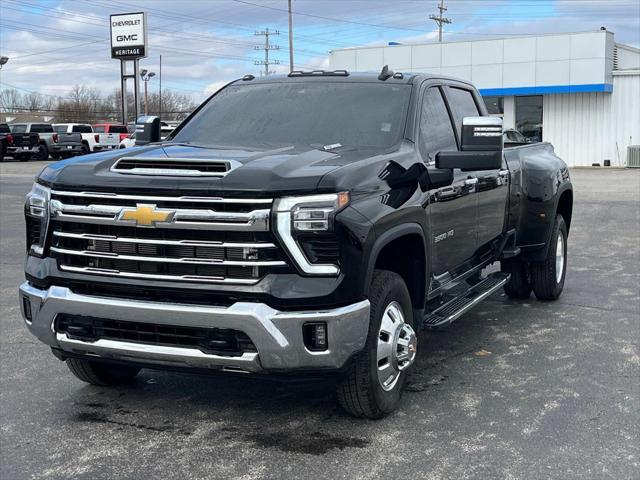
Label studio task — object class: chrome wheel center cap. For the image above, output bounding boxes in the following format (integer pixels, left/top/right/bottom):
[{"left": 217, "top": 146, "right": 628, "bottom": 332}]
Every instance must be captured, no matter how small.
[
  {"left": 393, "top": 323, "right": 418, "bottom": 372},
  {"left": 377, "top": 302, "right": 418, "bottom": 391}
]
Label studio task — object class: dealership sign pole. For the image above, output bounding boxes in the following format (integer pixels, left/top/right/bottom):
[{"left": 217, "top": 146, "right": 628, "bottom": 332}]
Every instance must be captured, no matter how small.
[{"left": 110, "top": 12, "right": 147, "bottom": 125}]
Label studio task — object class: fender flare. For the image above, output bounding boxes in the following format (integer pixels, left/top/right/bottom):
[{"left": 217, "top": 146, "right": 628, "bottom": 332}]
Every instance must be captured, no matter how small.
[
  {"left": 529, "top": 183, "right": 573, "bottom": 262},
  {"left": 363, "top": 222, "right": 429, "bottom": 304}
]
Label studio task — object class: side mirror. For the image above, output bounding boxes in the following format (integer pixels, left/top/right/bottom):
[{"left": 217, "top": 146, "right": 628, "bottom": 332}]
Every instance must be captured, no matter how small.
[
  {"left": 134, "top": 116, "right": 161, "bottom": 145},
  {"left": 436, "top": 116, "right": 503, "bottom": 171}
]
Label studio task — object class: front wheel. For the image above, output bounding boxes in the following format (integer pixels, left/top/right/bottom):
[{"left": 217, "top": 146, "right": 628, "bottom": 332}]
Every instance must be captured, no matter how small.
[
  {"left": 530, "top": 214, "right": 568, "bottom": 300},
  {"left": 66, "top": 358, "right": 141, "bottom": 386},
  {"left": 337, "top": 270, "right": 417, "bottom": 419}
]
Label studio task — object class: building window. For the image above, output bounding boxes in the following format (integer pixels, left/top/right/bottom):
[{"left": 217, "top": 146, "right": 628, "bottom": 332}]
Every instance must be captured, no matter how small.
[
  {"left": 515, "top": 95, "right": 543, "bottom": 143},
  {"left": 483, "top": 96, "right": 504, "bottom": 115}
]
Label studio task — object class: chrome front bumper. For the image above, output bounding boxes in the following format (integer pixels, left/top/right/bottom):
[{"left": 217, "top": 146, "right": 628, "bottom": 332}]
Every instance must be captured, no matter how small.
[{"left": 19, "top": 282, "right": 370, "bottom": 373}]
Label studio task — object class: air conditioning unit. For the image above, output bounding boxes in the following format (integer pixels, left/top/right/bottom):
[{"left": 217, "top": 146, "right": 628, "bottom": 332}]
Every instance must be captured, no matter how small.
[{"left": 627, "top": 145, "right": 640, "bottom": 168}]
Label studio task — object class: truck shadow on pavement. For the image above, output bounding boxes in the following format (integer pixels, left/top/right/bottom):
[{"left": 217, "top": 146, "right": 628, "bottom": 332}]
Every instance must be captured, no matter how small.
[{"left": 65, "top": 294, "right": 535, "bottom": 454}]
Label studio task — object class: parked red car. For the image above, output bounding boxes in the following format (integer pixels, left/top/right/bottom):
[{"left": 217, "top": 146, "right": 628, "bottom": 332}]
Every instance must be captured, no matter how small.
[{"left": 92, "top": 123, "right": 130, "bottom": 142}]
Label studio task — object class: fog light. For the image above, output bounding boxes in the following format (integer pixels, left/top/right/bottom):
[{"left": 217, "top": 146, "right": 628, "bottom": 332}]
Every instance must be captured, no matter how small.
[
  {"left": 22, "top": 296, "right": 32, "bottom": 322},
  {"left": 303, "top": 322, "right": 328, "bottom": 351}
]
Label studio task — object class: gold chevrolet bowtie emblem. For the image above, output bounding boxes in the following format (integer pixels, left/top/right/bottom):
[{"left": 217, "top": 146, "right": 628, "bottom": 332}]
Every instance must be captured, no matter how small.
[{"left": 119, "top": 204, "right": 175, "bottom": 227}]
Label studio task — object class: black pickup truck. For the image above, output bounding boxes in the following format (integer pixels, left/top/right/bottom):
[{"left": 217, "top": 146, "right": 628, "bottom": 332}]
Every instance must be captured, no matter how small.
[
  {"left": 1, "top": 123, "right": 40, "bottom": 161},
  {"left": 20, "top": 69, "right": 572, "bottom": 418}
]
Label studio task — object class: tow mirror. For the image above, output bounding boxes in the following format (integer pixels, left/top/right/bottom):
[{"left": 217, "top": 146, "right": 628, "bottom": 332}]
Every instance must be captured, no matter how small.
[
  {"left": 135, "top": 116, "right": 161, "bottom": 145},
  {"left": 436, "top": 116, "right": 503, "bottom": 171}
]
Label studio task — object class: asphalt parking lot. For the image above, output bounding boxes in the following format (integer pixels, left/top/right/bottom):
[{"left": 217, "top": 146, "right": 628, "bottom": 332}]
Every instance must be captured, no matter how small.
[{"left": 1, "top": 162, "right": 638, "bottom": 480}]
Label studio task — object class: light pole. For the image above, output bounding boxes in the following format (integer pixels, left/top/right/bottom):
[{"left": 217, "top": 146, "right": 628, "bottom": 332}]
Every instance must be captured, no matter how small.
[
  {"left": 0, "top": 56, "right": 9, "bottom": 70},
  {"left": 140, "top": 69, "right": 156, "bottom": 115}
]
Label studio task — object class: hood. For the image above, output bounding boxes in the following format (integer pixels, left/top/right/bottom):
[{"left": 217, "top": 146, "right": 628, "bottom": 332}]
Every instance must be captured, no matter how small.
[{"left": 37, "top": 143, "right": 383, "bottom": 196}]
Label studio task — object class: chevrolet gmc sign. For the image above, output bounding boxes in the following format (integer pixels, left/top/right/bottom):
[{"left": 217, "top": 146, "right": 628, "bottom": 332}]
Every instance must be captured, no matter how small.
[{"left": 110, "top": 12, "right": 147, "bottom": 59}]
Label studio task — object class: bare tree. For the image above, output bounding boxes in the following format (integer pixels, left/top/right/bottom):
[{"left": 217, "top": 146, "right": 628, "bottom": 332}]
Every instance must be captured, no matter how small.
[
  {"left": 0, "top": 88, "right": 23, "bottom": 112},
  {"left": 25, "top": 92, "right": 44, "bottom": 111}
]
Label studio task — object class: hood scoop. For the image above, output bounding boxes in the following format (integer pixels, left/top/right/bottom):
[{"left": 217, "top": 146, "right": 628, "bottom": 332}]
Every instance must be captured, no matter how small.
[{"left": 110, "top": 157, "right": 241, "bottom": 177}]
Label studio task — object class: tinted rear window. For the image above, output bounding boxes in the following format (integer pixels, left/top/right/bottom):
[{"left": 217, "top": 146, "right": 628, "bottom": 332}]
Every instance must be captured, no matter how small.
[
  {"left": 0, "top": 124, "right": 10, "bottom": 134},
  {"left": 93, "top": 126, "right": 105, "bottom": 133},
  {"left": 10, "top": 124, "right": 27, "bottom": 133},
  {"left": 108, "top": 125, "right": 128, "bottom": 133},
  {"left": 72, "top": 125, "right": 93, "bottom": 133},
  {"left": 31, "top": 124, "right": 54, "bottom": 133}
]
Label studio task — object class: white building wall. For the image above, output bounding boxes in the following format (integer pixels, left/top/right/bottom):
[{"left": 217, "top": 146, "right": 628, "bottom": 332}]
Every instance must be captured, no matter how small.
[
  {"left": 329, "top": 31, "right": 615, "bottom": 89},
  {"left": 543, "top": 72, "right": 640, "bottom": 166}
]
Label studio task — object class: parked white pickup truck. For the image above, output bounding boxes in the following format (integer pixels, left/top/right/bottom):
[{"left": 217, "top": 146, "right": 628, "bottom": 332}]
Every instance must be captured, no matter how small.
[{"left": 53, "top": 123, "right": 120, "bottom": 153}]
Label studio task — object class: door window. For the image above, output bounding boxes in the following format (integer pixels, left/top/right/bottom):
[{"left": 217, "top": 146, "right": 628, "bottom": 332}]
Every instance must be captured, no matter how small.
[
  {"left": 446, "top": 87, "right": 480, "bottom": 139},
  {"left": 515, "top": 96, "right": 543, "bottom": 143},
  {"left": 419, "top": 87, "right": 458, "bottom": 160}
]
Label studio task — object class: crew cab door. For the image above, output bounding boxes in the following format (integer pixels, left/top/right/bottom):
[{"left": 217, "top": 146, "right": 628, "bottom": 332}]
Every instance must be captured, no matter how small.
[
  {"left": 443, "top": 86, "right": 509, "bottom": 251},
  {"left": 417, "top": 85, "right": 478, "bottom": 275}
]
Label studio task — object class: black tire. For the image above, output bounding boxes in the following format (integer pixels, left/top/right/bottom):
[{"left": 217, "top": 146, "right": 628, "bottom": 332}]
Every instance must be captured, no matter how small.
[
  {"left": 501, "top": 258, "right": 532, "bottom": 299},
  {"left": 81, "top": 144, "right": 90, "bottom": 155},
  {"left": 530, "top": 214, "right": 568, "bottom": 301},
  {"left": 337, "top": 270, "right": 415, "bottom": 419},
  {"left": 36, "top": 143, "right": 49, "bottom": 161},
  {"left": 66, "top": 358, "right": 141, "bottom": 386}
]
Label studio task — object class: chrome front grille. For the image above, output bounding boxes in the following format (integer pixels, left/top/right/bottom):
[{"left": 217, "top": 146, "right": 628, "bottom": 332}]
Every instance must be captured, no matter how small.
[{"left": 48, "top": 190, "right": 290, "bottom": 284}]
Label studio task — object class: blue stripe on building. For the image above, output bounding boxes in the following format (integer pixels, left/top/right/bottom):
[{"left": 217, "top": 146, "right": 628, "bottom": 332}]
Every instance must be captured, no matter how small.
[{"left": 479, "top": 83, "right": 613, "bottom": 96}]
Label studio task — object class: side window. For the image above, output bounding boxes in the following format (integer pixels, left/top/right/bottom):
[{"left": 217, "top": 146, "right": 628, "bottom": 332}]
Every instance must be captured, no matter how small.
[
  {"left": 419, "top": 87, "right": 458, "bottom": 161},
  {"left": 446, "top": 87, "right": 480, "bottom": 139}
]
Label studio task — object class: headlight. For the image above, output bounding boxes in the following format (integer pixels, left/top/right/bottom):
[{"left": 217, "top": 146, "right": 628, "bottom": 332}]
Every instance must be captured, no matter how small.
[
  {"left": 25, "top": 183, "right": 51, "bottom": 256},
  {"left": 273, "top": 192, "right": 349, "bottom": 275}
]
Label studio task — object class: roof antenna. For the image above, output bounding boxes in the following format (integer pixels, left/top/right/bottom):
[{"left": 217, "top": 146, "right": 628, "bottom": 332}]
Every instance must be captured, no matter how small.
[{"left": 378, "top": 65, "right": 394, "bottom": 81}]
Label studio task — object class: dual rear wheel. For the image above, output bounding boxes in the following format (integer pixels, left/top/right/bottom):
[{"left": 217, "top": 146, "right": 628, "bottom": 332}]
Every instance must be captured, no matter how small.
[{"left": 502, "top": 214, "right": 568, "bottom": 300}]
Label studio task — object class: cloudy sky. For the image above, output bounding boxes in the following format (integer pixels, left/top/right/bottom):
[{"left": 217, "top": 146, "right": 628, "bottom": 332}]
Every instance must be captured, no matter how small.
[{"left": 1, "top": 0, "right": 639, "bottom": 103}]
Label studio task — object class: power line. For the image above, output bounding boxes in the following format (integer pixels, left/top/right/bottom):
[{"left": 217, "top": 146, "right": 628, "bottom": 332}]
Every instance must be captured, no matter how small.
[{"left": 429, "top": 0, "right": 452, "bottom": 43}]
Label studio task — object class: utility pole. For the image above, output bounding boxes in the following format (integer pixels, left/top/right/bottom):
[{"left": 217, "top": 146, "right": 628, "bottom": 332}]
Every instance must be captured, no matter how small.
[
  {"left": 429, "top": 0, "right": 451, "bottom": 43},
  {"left": 159, "top": 55, "right": 162, "bottom": 121},
  {"left": 254, "top": 28, "right": 280, "bottom": 76},
  {"left": 288, "top": 0, "right": 294, "bottom": 72}
]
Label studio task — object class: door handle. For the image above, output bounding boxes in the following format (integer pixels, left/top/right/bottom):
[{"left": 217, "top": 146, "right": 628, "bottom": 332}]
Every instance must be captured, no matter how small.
[
  {"left": 464, "top": 177, "right": 478, "bottom": 186},
  {"left": 436, "top": 186, "right": 457, "bottom": 200},
  {"left": 498, "top": 169, "right": 510, "bottom": 176}
]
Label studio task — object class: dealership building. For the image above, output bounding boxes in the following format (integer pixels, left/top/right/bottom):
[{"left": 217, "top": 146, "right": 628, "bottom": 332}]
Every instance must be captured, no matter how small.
[{"left": 329, "top": 30, "right": 640, "bottom": 167}]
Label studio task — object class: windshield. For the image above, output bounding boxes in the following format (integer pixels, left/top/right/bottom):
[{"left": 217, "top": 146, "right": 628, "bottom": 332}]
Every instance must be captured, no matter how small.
[{"left": 172, "top": 82, "right": 411, "bottom": 149}]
